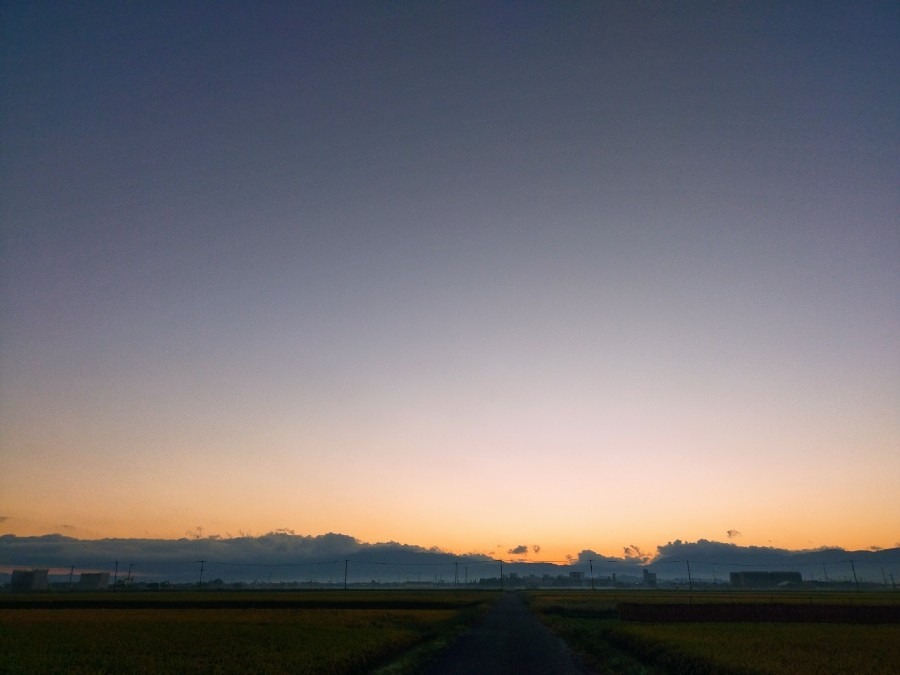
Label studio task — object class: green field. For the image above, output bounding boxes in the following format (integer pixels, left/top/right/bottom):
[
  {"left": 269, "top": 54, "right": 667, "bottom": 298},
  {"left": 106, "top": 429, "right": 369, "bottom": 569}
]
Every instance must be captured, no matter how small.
[
  {"left": 0, "top": 591, "right": 494, "bottom": 675},
  {"left": 528, "top": 590, "right": 900, "bottom": 675}
]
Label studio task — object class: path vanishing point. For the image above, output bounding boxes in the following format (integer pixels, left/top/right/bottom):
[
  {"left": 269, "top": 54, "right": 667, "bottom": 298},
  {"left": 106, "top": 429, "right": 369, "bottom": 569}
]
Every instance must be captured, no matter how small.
[{"left": 422, "top": 592, "right": 593, "bottom": 675}]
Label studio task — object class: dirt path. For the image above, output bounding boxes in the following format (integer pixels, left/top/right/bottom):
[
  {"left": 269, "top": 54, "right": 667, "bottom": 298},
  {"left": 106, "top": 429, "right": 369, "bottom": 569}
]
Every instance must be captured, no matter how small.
[{"left": 421, "top": 592, "right": 593, "bottom": 674}]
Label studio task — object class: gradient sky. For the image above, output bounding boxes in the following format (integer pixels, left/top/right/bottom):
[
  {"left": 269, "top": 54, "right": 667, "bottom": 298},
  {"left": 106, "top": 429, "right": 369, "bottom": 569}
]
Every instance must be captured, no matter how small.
[{"left": 2, "top": 2, "right": 898, "bottom": 561}]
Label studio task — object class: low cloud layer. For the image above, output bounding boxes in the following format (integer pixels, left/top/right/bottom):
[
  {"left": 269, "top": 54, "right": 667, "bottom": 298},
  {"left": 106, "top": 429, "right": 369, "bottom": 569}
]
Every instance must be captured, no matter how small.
[
  {"left": 1, "top": 534, "right": 897, "bottom": 584},
  {"left": 0, "top": 532, "right": 492, "bottom": 581}
]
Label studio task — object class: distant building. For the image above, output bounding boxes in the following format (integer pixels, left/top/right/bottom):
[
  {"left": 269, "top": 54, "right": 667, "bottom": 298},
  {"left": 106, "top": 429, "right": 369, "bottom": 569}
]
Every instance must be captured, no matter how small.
[
  {"left": 11, "top": 569, "right": 49, "bottom": 592},
  {"left": 730, "top": 571, "right": 802, "bottom": 588},
  {"left": 78, "top": 572, "right": 110, "bottom": 590},
  {"left": 643, "top": 569, "right": 657, "bottom": 586}
]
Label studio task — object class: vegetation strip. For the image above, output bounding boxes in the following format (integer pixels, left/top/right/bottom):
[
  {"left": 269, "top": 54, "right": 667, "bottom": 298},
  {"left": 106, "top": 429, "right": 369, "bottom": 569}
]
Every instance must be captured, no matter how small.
[
  {"left": 606, "top": 622, "right": 900, "bottom": 675},
  {"left": 0, "top": 598, "right": 485, "bottom": 610},
  {"left": 528, "top": 591, "right": 900, "bottom": 675},
  {"left": 618, "top": 602, "right": 900, "bottom": 623},
  {"left": 0, "top": 591, "right": 495, "bottom": 675}
]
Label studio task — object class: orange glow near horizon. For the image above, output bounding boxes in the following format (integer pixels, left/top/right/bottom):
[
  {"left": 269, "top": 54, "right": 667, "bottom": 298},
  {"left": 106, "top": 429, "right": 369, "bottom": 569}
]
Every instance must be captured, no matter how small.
[
  {"left": 3, "top": 478, "right": 898, "bottom": 560},
  {"left": 2, "top": 394, "right": 899, "bottom": 558}
]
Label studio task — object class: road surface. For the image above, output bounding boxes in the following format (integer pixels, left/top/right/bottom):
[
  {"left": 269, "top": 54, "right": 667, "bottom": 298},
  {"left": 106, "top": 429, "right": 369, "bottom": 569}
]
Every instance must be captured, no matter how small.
[{"left": 422, "top": 592, "right": 593, "bottom": 674}]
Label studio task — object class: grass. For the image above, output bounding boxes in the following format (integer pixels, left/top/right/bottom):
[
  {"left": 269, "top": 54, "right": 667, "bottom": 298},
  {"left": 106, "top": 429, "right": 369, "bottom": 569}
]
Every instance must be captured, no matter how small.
[
  {"left": 607, "top": 622, "right": 900, "bottom": 675},
  {"left": 526, "top": 595, "right": 660, "bottom": 674},
  {"left": 0, "top": 591, "right": 494, "bottom": 674},
  {"left": 527, "top": 589, "right": 900, "bottom": 607},
  {"left": 527, "top": 590, "right": 900, "bottom": 675}
]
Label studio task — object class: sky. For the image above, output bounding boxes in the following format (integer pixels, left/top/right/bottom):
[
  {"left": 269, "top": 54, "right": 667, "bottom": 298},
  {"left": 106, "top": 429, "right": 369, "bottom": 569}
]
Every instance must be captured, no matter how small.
[{"left": 1, "top": 1, "right": 898, "bottom": 562}]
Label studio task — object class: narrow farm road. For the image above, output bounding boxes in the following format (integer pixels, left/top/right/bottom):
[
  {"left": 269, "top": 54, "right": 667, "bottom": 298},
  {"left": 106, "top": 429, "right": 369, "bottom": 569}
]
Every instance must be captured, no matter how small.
[{"left": 421, "top": 592, "right": 594, "bottom": 675}]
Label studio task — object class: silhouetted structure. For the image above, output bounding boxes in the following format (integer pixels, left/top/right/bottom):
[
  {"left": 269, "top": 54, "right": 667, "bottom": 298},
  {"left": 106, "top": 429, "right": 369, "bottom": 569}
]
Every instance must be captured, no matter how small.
[
  {"left": 78, "top": 572, "right": 110, "bottom": 590},
  {"left": 11, "top": 569, "right": 49, "bottom": 592},
  {"left": 730, "top": 571, "right": 802, "bottom": 588},
  {"left": 643, "top": 569, "right": 657, "bottom": 586}
]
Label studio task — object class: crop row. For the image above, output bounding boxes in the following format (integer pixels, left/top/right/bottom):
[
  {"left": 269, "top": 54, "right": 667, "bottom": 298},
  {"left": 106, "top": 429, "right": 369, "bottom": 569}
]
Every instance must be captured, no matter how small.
[
  {"left": 529, "top": 591, "right": 900, "bottom": 675},
  {"left": 0, "top": 595, "right": 494, "bottom": 674}
]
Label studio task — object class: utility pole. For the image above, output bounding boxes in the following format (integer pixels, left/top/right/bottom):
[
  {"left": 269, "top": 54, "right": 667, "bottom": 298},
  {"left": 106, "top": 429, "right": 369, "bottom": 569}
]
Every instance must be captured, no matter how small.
[
  {"left": 113, "top": 561, "right": 118, "bottom": 586},
  {"left": 849, "top": 559, "right": 859, "bottom": 592},
  {"left": 589, "top": 559, "right": 594, "bottom": 590},
  {"left": 500, "top": 561, "right": 504, "bottom": 590},
  {"left": 344, "top": 560, "right": 349, "bottom": 590},
  {"left": 197, "top": 560, "right": 205, "bottom": 590},
  {"left": 127, "top": 563, "right": 133, "bottom": 585},
  {"left": 68, "top": 566, "right": 75, "bottom": 590},
  {"left": 454, "top": 562, "right": 459, "bottom": 586},
  {"left": 686, "top": 560, "right": 693, "bottom": 592}
]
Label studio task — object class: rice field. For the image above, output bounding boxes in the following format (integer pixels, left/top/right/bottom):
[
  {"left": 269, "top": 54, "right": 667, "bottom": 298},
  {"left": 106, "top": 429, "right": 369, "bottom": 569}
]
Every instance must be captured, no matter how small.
[
  {"left": 0, "top": 591, "right": 494, "bottom": 674},
  {"left": 608, "top": 621, "right": 900, "bottom": 675},
  {"left": 4, "top": 589, "right": 898, "bottom": 674},
  {"left": 528, "top": 590, "right": 900, "bottom": 675}
]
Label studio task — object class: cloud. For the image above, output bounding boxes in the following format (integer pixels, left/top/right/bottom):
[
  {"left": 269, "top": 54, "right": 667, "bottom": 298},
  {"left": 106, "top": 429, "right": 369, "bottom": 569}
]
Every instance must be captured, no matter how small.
[
  {"left": 185, "top": 526, "right": 204, "bottom": 540},
  {"left": 574, "top": 550, "right": 622, "bottom": 565},
  {"left": 0, "top": 516, "right": 8, "bottom": 523},
  {"left": 727, "top": 530, "right": 741, "bottom": 539},
  {"left": 656, "top": 539, "right": 763, "bottom": 562},
  {"left": 575, "top": 550, "right": 600, "bottom": 563},
  {"left": 2, "top": 534, "right": 896, "bottom": 584},
  {"left": 532, "top": 544, "right": 541, "bottom": 554},
  {"left": 0, "top": 532, "right": 493, "bottom": 582},
  {"left": 570, "top": 549, "right": 653, "bottom": 577},
  {"left": 651, "top": 538, "right": 878, "bottom": 567},
  {"left": 645, "top": 539, "right": 900, "bottom": 584},
  {"left": 623, "top": 545, "right": 650, "bottom": 563}
]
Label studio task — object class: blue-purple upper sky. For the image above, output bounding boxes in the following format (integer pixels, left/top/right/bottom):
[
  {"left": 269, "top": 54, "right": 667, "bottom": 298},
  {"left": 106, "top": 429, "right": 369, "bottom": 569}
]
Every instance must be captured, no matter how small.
[{"left": 2, "top": 2, "right": 898, "bottom": 555}]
